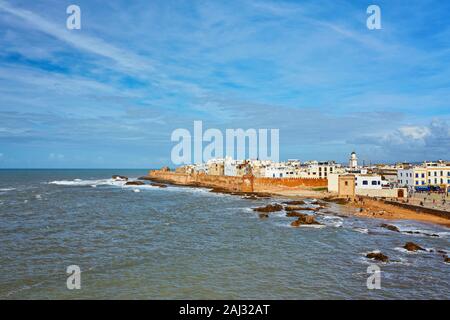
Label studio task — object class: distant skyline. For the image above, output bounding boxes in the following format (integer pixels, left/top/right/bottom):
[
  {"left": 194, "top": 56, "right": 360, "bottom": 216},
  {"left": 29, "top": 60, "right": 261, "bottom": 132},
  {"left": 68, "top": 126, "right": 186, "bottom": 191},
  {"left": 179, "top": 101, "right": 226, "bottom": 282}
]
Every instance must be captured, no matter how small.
[{"left": 0, "top": 0, "right": 449, "bottom": 168}]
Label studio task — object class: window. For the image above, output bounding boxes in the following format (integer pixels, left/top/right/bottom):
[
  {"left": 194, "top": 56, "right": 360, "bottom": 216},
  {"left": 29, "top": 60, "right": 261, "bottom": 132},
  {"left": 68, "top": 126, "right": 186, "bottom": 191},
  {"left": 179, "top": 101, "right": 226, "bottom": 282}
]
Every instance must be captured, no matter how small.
[
  {"left": 363, "top": 180, "right": 368, "bottom": 185},
  {"left": 378, "top": 181, "right": 381, "bottom": 185},
  {"left": 416, "top": 181, "right": 419, "bottom": 185},
  {"left": 371, "top": 181, "right": 377, "bottom": 185},
  {"left": 441, "top": 171, "right": 444, "bottom": 176},
  {"left": 422, "top": 181, "right": 425, "bottom": 185},
  {"left": 422, "top": 174, "right": 425, "bottom": 178},
  {"left": 415, "top": 173, "right": 419, "bottom": 178},
  {"left": 345, "top": 181, "right": 348, "bottom": 186}
]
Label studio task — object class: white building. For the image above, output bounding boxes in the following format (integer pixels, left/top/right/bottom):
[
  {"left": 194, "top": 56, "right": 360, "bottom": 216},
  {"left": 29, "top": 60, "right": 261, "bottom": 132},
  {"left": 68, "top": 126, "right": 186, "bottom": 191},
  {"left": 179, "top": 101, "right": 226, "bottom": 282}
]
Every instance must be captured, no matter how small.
[
  {"left": 349, "top": 151, "right": 358, "bottom": 168},
  {"left": 398, "top": 161, "right": 450, "bottom": 188},
  {"left": 304, "top": 161, "right": 341, "bottom": 179},
  {"left": 355, "top": 174, "right": 384, "bottom": 190}
]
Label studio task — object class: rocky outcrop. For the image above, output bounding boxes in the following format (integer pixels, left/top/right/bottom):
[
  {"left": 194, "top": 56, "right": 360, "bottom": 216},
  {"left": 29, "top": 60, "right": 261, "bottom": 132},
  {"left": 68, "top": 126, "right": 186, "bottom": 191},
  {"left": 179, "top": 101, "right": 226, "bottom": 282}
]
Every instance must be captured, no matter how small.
[
  {"left": 259, "top": 213, "right": 269, "bottom": 219},
  {"left": 444, "top": 255, "right": 450, "bottom": 263},
  {"left": 284, "top": 206, "right": 315, "bottom": 211},
  {"left": 380, "top": 224, "right": 400, "bottom": 232},
  {"left": 283, "top": 200, "right": 305, "bottom": 205},
  {"left": 125, "top": 181, "right": 145, "bottom": 186},
  {"left": 290, "top": 214, "right": 321, "bottom": 227},
  {"left": 403, "top": 242, "right": 425, "bottom": 252},
  {"left": 253, "top": 204, "right": 283, "bottom": 213},
  {"left": 286, "top": 211, "right": 306, "bottom": 218},
  {"left": 112, "top": 175, "right": 128, "bottom": 181},
  {"left": 366, "top": 252, "right": 389, "bottom": 262},
  {"left": 151, "top": 183, "right": 167, "bottom": 188},
  {"left": 403, "top": 231, "right": 439, "bottom": 237},
  {"left": 323, "top": 197, "right": 350, "bottom": 205}
]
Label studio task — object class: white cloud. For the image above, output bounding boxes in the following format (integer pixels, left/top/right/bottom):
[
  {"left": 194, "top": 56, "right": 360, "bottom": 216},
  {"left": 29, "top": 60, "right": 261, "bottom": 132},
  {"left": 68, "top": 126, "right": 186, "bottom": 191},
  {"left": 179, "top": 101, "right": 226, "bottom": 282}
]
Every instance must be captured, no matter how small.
[{"left": 398, "top": 126, "right": 431, "bottom": 140}]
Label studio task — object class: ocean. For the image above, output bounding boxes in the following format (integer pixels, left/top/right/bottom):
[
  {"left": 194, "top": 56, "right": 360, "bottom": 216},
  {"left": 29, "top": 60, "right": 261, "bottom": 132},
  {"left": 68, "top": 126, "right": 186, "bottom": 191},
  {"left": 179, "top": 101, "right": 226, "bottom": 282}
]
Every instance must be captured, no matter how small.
[{"left": 0, "top": 169, "right": 448, "bottom": 299}]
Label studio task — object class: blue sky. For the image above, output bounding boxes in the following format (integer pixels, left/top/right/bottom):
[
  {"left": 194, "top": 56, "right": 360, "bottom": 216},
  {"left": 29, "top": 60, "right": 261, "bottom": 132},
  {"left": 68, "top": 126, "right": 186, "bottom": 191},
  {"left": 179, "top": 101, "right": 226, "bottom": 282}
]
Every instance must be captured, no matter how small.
[{"left": 0, "top": 0, "right": 449, "bottom": 168}]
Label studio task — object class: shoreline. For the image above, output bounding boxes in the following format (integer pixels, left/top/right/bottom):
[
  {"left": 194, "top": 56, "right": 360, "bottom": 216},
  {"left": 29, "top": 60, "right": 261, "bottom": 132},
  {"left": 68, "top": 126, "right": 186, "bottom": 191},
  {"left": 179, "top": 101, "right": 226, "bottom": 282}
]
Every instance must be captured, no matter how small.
[{"left": 142, "top": 175, "right": 450, "bottom": 228}]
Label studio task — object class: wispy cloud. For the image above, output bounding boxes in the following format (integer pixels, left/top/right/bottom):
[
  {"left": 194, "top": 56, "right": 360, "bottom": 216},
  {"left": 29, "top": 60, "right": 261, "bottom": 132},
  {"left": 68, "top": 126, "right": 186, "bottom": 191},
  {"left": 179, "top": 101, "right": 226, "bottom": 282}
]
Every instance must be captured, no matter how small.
[{"left": 0, "top": 0, "right": 449, "bottom": 167}]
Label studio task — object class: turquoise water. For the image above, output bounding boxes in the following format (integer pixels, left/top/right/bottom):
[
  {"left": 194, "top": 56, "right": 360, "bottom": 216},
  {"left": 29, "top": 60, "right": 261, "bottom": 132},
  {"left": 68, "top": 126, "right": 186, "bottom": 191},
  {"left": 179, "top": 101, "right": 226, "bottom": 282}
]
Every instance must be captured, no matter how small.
[{"left": 0, "top": 169, "right": 449, "bottom": 299}]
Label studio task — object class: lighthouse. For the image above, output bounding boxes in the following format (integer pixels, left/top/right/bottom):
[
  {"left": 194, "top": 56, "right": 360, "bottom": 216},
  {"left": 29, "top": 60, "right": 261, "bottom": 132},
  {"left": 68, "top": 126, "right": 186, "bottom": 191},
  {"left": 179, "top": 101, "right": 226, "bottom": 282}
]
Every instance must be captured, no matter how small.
[{"left": 349, "top": 151, "right": 358, "bottom": 168}]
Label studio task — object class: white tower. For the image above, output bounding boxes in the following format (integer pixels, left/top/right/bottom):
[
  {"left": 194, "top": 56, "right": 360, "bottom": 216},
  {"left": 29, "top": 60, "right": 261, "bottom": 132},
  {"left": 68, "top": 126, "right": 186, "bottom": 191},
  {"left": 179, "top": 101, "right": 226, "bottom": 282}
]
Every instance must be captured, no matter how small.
[{"left": 349, "top": 151, "right": 358, "bottom": 168}]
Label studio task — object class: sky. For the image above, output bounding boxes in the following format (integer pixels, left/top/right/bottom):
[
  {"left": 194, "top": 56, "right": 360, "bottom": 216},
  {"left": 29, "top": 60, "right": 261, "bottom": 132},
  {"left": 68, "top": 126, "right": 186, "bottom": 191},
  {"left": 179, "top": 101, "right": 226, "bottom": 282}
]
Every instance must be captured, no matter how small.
[{"left": 0, "top": 0, "right": 449, "bottom": 168}]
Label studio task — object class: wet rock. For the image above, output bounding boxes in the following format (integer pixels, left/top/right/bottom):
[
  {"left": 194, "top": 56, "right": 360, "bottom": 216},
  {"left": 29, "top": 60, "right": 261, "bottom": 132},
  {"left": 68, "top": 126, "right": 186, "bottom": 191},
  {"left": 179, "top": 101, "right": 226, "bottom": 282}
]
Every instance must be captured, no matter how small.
[
  {"left": 437, "top": 250, "right": 447, "bottom": 254},
  {"left": 286, "top": 211, "right": 308, "bottom": 218},
  {"left": 380, "top": 224, "right": 400, "bottom": 232},
  {"left": 151, "top": 183, "right": 167, "bottom": 188},
  {"left": 290, "top": 214, "right": 321, "bottom": 227},
  {"left": 253, "top": 204, "right": 283, "bottom": 213},
  {"left": 112, "top": 175, "right": 128, "bottom": 181},
  {"left": 258, "top": 213, "right": 269, "bottom": 219},
  {"left": 444, "top": 255, "right": 450, "bottom": 263},
  {"left": 403, "top": 242, "right": 425, "bottom": 252},
  {"left": 285, "top": 206, "right": 315, "bottom": 211},
  {"left": 282, "top": 200, "right": 305, "bottom": 205},
  {"left": 125, "top": 181, "right": 145, "bottom": 186},
  {"left": 366, "top": 252, "right": 389, "bottom": 263},
  {"left": 403, "top": 231, "right": 439, "bottom": 238}
]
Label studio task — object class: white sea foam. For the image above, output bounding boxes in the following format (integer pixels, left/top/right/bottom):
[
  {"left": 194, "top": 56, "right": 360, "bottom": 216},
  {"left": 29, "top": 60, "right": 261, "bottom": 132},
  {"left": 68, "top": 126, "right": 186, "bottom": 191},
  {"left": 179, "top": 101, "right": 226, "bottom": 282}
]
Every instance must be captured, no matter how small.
[
  {"left": 0, "top": 188, "right": 16, "bottom": 192},
  {"left": 394, "top": 247, "right": 431, "bottom": 254},
  {"left": 49, "top": 178, "right": 125, "bottom": 187},
  {"left": 354, "top": 227, "right": 369, "bottom": 234},
  {"left": 321, "top": 215, "right": 343, "bottom": 228}
]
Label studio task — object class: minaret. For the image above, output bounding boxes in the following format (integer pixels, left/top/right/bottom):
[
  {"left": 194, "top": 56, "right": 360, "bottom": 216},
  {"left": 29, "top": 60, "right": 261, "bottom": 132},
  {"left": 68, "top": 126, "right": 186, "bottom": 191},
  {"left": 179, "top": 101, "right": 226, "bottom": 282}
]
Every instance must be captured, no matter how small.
[{"left": 349, "top": 151, "right": 358, "bottom": 168}]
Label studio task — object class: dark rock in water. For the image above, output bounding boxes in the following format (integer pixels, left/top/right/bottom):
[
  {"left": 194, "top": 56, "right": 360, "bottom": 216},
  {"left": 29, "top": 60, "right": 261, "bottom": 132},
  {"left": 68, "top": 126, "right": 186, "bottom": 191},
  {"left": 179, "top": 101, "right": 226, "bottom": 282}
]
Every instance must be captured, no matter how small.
[
  {"left": 286, "top": 211, "right": 308, "bottom": 218},
  {"left": 444, "top": 255, "right": 450, "bottom": 263},
  {"left": 403, "top": 231, "right": 439, "bottom": 238},
  {"left": 283, "top": 200, "right": 305, "bottom": 205},
  {"left": 253, "top": 204, "right": 283, "bottom": 213},
  {"left": 290, "top": 215, "right": 321, "bottom": 227},
  {"left": 380, "top": 224, "right": 400, "bottom": 232},
  {"left": 403, "top": 242, "right": 425, "bottom": 252},
  {"left": 366, "top": 252, "right": 389, "bottom": 262},
  {"left": 151, "top": 183, "right": 167, "bottom": 188},
  {"left": 125, "top": 181, "right": 145, "bottom": 186},
  {"left": 112, "top": 175, "right": 128, "bottom": 181},
  {"left": 285, "top": 206, "right": 315, "bottom": 211},
  {"left": 437, "top": 250, "right": 447, "bottom": 254},
  {"left": 259, "top": 213, "right": 269, "bottom": 219}
]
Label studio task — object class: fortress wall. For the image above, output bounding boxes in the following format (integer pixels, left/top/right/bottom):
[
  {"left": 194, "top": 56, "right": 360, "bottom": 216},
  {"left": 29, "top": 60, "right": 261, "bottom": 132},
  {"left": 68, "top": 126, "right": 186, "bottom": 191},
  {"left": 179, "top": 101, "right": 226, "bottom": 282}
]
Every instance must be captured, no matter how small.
[{"left": 148, "top": 170, "right": 327, "bottom": 193}]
